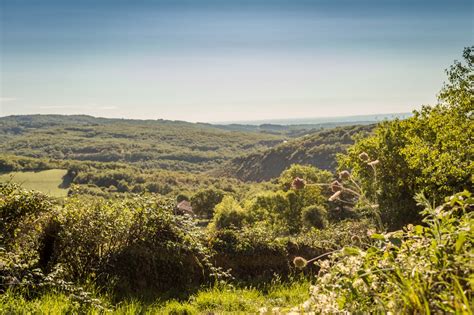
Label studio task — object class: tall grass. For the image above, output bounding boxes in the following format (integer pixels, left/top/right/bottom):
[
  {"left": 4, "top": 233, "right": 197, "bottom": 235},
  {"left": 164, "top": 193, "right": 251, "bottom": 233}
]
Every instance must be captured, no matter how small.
[{"left": 0, "top": 278, "right": 311, "bottom": 314}]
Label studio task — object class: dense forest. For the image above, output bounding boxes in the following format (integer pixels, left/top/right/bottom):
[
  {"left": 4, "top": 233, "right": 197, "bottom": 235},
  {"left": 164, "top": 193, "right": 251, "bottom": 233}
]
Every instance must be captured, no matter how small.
[{"left": 0, "top": 47, "right": 472, "bottom": 313}]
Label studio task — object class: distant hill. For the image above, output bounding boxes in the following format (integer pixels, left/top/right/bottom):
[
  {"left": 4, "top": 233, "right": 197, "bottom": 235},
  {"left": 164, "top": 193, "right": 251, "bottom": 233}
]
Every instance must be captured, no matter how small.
[
  {"left": 0, "top": 115, "right": 285, "bottom": 172},
  {"left": 210, "top": 121, "right": 377, "bottom": 137},
  {"left": 214, "top": 124, "right": 375, "bottom": 182}
]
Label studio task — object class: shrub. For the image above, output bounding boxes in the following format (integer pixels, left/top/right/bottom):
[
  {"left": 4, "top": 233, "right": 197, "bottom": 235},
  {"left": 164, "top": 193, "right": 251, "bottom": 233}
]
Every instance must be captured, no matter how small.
[
  {"left": 209, "top": 196, "right": 247, "bottom": 230},
  {"left": 300, "top": 205, "right": 327, "bottom": 229},
  {"left": 0, "top": 183, "right": 52, "bottom": 249}
]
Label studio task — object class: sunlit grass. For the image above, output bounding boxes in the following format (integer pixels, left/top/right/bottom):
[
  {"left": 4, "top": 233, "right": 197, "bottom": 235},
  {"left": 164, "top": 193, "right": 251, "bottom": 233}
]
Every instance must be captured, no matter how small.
[
  {"left": 0, "top": 169, "right": 68, "bottom": 197},
  {"left": 0, "top": 279, "right": 311, "bottom": 314}
]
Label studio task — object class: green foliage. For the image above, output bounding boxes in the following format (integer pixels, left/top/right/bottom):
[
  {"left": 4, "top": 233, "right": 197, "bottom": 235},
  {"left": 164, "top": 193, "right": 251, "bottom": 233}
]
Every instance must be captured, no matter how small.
[
  {"left": 0, "top": 154, "right": 56, "bottom": 172},
  {"left": 291, "top": 219, "right": 373, "bottom": 252},
  {"left": 162, "top": 300, "right": 198, "bottom": 314},
  {"left": 0, "top": 292, "right": 84, "bottom": 314},
  {"left": 338, "top": 48, "right": 473, "bottom": 229},
  {"left": 209, "top": 196, "right": 247, "bottom": 230},
  {"left": 438, "top": 46, "right": 473, "bottom": 111},
  {"left": 0, "top": 115, "right": 283, "bottom": 173},
  {"left": 190, "top": 188, "right": 225, "bottom": 218},
  {"left": 191, "top": 286, "right": 263, "bottom": 312},
  {"left": 300, "top": 205, "right": 328, "bottom": 229},
  {"left": 0, "top": 183, "right": 223, "bottom": 299},
  {"left": 0, "top": 183, "right": 52, "bottom": 248},
  {"left": 304, "top": 191, "right": 473, "bottom": 313},
  {"left": 243, "top": 169, "right": 328, "bottom": 234},
  {"left": 279, "top": 164, "right": 332, "bottom": 191},
  {"left": 0, "top": 279, "right": 312, "bottom": 314}
]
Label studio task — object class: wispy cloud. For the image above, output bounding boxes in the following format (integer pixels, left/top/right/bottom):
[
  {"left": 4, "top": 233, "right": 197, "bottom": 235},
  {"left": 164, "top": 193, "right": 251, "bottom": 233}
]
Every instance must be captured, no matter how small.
[{"left": 0, "top": 97, "right": 18, "bottom": 102}]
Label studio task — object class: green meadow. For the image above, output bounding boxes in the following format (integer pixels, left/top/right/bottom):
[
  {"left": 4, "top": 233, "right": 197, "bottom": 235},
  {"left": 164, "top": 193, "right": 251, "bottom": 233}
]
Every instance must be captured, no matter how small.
[{"left": 0, "top": 169, "right": 68, "bottom": 197}]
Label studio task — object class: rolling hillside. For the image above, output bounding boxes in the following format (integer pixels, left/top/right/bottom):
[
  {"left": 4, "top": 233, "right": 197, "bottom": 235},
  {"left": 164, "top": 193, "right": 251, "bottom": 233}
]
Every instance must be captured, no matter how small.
[
  {"left": 215, "top": 125, "right": 374, "bottom": 182},
  {"left": 0, "top": 115, "right": 285, "bottom": 172}
]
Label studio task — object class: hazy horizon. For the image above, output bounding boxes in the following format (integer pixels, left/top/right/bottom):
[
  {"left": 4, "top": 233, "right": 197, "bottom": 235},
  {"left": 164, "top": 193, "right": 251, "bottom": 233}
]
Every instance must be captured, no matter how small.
[{"left": 1, "top": 0, "right": 472, "bottom": 122}]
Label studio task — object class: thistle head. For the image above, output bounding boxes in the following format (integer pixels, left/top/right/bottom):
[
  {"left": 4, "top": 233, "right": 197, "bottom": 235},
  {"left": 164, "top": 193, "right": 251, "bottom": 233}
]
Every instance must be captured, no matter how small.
[
  {"left": 291, "top": 177, "right": 306, "bottom": 190},
  {"left": 293, "top": 256, "right": 308, "bottom": 269},
  {"left": 339, "top": 170, "right": 351, "bottom": 180}
]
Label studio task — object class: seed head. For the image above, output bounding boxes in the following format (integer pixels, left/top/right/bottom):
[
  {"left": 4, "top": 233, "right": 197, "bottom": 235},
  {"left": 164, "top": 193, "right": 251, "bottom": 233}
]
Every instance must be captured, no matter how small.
[
  {"left": 330, "top": 180, "right": 343, "bottom": 192},
  {"left": 358, "top": 152, "right": 370, "bottom": 162},
  {"left": 339, "top": 170, "right": 351, "bottom": 180},
  {"left": 292, "top": 177, "right": 306, "bottom": 190},
  {"left": 329, "top": 190, "right": 342, "bottom": 201},
  {"left": 293, "top": 256, "right": 308, "bottom": 269}
]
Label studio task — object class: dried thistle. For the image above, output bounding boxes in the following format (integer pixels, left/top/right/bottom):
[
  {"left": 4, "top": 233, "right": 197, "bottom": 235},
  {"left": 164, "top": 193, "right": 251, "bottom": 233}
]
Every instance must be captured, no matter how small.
[{"left": 292, "top": 177, "right": 306, "bottom": 190}]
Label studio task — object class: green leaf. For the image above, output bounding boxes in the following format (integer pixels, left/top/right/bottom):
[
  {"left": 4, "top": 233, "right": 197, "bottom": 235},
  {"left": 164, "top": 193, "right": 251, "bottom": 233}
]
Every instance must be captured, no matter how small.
[
  {"left": 388, "top": 237, "right": 402, "bottom": 248},
  {"left": 414, "top": 225, "right": 424, "bottom": 235},
  {"left": 343, "top": 246, "right": 360, "bottom": 256},
  {"left": 455, "top": 232, "right": 466, "bottom": 253},
  {"left": 370, "top": 233, "right": 386, "bottom": 240}
]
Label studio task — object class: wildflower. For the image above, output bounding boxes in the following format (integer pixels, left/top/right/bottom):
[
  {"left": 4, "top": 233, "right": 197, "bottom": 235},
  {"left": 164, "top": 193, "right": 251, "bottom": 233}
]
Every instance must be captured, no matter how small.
[
  {"left": 291, "top": 177, "right": 306, "bottom": 190},
  {"left": 358, "top": 152, "right": 370, "bottom": 161},
  {"left": 330, "top": 180, "right": 343, "bottom": 192},
  {"left": 329, "top": 191, "right": 341, "bottom": 201},
  {"left": 293, "top": 256, "right": 308, "bottom": 269},
  {"left": 339, "top": 170, "right": 351, "bottom": 180},
  {"left": 367, "top": 159, "right": 380, "bottom": 166}
]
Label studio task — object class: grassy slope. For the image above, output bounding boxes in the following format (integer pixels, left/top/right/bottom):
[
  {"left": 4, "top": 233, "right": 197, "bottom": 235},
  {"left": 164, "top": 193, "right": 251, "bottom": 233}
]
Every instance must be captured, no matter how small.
[{"left": 0, "top": 169, "right": 68, "bottom": 197}]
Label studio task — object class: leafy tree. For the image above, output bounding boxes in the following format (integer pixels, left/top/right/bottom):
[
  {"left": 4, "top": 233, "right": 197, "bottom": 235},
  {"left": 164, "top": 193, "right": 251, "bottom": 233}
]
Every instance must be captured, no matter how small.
[
  {"left": 191, "top": 188, "right": 225, "bottom": 218},
  {"left": 279, "top": 164, "right": 332, "bottom": 191},
  {"left": 338, "top": 47, "right": 473, "bottom": 229},
  {"left": 209, "top": 196, "right": 247, "bottom": 230}
]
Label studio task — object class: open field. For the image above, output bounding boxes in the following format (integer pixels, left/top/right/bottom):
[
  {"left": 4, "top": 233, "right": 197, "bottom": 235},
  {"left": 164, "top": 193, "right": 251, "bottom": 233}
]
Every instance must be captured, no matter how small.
[{"left": 0, "top": 169, "right": 68, "bottom": 197}]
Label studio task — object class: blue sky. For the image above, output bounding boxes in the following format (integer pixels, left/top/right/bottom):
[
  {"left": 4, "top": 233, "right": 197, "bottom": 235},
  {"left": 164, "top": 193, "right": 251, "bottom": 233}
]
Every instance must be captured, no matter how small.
[{"left": 0, "top": 0, "right": 472, "bottom": 122}]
